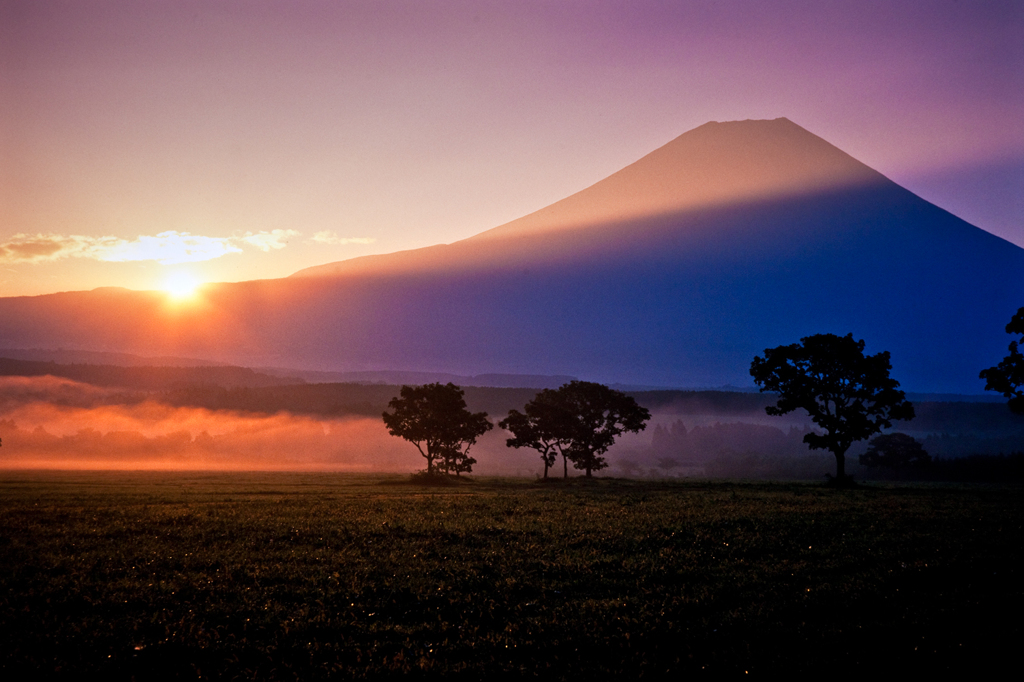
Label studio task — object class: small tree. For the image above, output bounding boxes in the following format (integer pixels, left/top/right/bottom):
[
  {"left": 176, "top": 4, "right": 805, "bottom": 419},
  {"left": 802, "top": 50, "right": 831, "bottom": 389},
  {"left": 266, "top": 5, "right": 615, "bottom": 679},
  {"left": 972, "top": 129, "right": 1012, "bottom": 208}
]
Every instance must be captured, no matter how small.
[
  {"left": 980, "top": 307, "right": 1024, "bottom": 415},
  {"left": 859, "top": 433, "right": 931, "bottom": 469},
  {"left": 382, "top": 383, "right": 492, "bottom": 476},
  {"left": 750, "top": 333, "right": 915, "bottom": 484}
]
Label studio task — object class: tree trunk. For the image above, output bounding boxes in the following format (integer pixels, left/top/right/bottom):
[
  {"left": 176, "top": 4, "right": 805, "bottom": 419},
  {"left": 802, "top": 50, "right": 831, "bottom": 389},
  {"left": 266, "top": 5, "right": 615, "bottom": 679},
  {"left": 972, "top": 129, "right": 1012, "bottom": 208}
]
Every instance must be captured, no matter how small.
[
  {"left": 585, "top": 468, "right": 592, "bottom": 478},
  {"left": 835, "top": 450, "right": 847, "bottom": 480},
  {"left": 563, "top": 455, "right": 568, "bottom": 479}
]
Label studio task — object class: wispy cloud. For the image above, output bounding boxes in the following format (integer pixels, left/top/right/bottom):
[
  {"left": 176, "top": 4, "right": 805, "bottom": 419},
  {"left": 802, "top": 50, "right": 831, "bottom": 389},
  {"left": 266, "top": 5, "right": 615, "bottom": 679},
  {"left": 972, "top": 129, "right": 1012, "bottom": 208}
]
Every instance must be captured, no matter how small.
[
  {"left": 0, "top": 230, "right": 305, "bottom": 265},
  {"left": 102, "top": 232, "right": 242, "bottom": 264},
  {"left": 309, "top": 231, "right": 375, "bottom": 246},
  {"left": 237, "top": 229, "right": 300, "bottom": 252}
]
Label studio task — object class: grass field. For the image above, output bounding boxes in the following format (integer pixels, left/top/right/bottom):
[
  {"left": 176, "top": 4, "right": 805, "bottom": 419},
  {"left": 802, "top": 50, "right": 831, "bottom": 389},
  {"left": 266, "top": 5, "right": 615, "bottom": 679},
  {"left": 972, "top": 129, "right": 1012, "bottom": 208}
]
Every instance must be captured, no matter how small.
[{"left": 1, "top": 472, "right": 1021, "bottom": 679}]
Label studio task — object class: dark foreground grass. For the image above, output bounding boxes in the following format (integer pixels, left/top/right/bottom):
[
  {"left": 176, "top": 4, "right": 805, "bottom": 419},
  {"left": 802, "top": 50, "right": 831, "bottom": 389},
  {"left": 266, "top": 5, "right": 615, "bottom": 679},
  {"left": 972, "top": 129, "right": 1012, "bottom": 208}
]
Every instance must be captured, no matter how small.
[{"left": 1, "top": 472, "right": 1020, "bottom": 679}]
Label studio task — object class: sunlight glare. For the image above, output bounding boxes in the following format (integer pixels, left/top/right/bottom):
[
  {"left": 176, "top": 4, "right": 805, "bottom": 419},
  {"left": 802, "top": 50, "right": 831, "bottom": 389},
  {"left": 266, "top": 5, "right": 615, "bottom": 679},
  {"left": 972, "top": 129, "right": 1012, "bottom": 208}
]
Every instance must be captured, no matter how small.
[{"left": 162, "top": 272, "right": 202, "bottom": 300}]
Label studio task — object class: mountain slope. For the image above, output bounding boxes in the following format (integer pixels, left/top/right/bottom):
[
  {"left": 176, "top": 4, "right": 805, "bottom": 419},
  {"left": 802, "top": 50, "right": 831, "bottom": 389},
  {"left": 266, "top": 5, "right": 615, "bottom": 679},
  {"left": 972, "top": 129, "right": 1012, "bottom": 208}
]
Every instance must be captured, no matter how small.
[{"left": 1, "top": 119, "right": 1020, "bottom": 393}]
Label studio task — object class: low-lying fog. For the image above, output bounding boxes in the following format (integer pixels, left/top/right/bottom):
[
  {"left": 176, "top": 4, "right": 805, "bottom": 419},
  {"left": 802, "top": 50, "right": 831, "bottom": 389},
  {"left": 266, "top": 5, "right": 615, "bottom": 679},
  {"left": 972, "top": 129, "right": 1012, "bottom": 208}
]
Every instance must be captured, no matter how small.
[{"left": 1, "top": 376, "right": 1020, "bottom": 478}]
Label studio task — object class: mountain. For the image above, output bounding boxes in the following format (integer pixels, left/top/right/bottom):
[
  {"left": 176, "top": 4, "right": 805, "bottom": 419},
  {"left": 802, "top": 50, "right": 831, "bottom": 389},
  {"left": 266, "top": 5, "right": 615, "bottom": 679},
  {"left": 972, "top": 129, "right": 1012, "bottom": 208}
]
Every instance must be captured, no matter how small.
[{"left": 1, "top": 118, "right": 1020, "bottom": 393}]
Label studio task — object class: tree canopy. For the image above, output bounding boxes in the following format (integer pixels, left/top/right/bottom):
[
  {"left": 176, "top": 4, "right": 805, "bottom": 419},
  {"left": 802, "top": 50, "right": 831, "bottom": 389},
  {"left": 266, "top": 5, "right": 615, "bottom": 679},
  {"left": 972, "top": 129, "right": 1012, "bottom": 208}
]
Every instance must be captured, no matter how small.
[
  {"left": 980, "top": 307, "right": 1024, "bottom": 415},
  {"left": 750, "top": 333, "right": 914, "bottom": 483},
  {"left": 381, "top": 383, "right": 492, "bottom": 476},
  {"left": 501, "top": 381, "right": 650, "bottom": 478}
]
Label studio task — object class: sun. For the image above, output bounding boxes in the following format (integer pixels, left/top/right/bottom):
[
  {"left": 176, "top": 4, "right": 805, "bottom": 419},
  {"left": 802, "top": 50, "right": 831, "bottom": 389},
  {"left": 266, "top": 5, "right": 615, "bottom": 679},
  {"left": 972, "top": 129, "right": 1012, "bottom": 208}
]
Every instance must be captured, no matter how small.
[{"left": 162, "top": 272, "right": 203, "bottom": 300}]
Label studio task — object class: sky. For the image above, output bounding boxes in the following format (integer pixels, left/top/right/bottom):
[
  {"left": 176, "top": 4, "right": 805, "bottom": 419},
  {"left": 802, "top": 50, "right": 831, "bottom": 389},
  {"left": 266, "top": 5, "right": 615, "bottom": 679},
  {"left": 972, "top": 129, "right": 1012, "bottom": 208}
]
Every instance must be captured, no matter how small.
[{"left": 2, "top": 0, "right": 1022, "bottom": 298}]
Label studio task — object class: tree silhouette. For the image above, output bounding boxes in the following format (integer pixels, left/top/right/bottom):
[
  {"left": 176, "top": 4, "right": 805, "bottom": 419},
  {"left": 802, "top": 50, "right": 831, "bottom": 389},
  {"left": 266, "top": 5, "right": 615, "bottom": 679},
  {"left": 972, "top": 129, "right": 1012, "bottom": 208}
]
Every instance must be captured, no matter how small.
[
  {"left": 504, "top": 381, "right": 650, "bottom": 478},
  {"left": 558, "top": 381, "right": 650, "bottom": 477},
  {"left": 750, "top": 333, "right": 915, "bottom": 484},
  {"left": 382, "top": 383, "right": 492, "bottom": 476},
  {"left": 980, "top": 307, "right": 1024, "bottom": 415},
  {"left": 499, "top": 390, "right": 576, "bottom": 479},
  {"left": 859, "top": 432, "right": 930, "bottom": 469}
]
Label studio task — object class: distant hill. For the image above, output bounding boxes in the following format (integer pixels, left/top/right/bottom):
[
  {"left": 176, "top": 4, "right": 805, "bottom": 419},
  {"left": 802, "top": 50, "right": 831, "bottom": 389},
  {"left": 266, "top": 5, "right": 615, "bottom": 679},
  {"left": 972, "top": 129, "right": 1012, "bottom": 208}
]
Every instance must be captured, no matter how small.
[
  {"left": 0, "top": 118, "right": 1020, "bottom": 393},
  {"left": 254, "top": 368, "right": 578, "bottom": 389},
  {"left": 0, "top": 348, "right": 233, "bottom": 368},
  {"left": 0, "top": 358, "right": 301, "bottom": 390}
]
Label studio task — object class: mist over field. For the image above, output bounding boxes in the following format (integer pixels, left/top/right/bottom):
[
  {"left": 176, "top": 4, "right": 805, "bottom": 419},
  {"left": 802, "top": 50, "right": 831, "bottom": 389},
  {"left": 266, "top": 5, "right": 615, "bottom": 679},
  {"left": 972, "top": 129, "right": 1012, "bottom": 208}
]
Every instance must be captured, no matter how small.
[
  {"left": 0, "top": 376, "right": 544, "bottom": 474},
  {"left": 1, "top": 374, "right": 1020, "bottom": 479},
  {"left": 0, "top": 377, "right": 402, "bottom": 470}
]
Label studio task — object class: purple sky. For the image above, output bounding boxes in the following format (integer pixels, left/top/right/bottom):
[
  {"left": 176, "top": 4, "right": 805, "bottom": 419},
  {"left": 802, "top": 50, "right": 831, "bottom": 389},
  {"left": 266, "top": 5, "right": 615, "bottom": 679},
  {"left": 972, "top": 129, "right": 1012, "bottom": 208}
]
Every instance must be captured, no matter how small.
[{"left": 2, "top": 0, "right": 1021, "bottom": 297}]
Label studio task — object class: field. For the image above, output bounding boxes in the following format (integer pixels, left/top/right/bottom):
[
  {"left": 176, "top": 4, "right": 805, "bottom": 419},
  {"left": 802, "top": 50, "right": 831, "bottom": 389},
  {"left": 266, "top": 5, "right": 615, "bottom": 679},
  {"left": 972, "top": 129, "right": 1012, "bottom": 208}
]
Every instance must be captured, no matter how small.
[{"left": 1, "top": 472, "right": 1021, "bottom": 679}]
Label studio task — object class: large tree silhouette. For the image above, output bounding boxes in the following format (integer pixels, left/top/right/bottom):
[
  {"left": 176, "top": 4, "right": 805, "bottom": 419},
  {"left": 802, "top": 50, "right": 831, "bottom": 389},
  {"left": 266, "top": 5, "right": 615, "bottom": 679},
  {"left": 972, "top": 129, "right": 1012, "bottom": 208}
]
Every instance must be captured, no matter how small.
[
  {"left": 382, "top": 383, "right": 492, "bottom": 476},
  {"left": 502, "top": 381, "right": 649, "bottom": 478},
  {"left": 750, "top": 333, "right": 914, "bottom": 483},
  {"left": 980, "top": 307, "right": 1024, "bottom": 415}
]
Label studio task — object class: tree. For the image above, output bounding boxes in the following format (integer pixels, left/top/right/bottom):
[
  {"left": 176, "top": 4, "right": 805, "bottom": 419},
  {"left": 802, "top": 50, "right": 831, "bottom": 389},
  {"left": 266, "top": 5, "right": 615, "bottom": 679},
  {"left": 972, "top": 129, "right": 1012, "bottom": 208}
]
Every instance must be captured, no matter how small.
[
  {"left": 859, "top": 432, "right": 931, "bottom": 469},
  {"left": 498, "top": 390, "right": 575, "bottom": 479},
  {"left": 501, "top": 381, "right": 650, "bottom": 478},
  {"left": 750, "top": 333, "right": 915, "bottom": 483},
  {"left": 382, "top": 383, "right": 492, "bottom": 476},
  {"left": 558, "top": 381, "right": 650, "bottom": 477},
  {"left": 980, "top": 307, "right": 1024, "bottom": 415}
]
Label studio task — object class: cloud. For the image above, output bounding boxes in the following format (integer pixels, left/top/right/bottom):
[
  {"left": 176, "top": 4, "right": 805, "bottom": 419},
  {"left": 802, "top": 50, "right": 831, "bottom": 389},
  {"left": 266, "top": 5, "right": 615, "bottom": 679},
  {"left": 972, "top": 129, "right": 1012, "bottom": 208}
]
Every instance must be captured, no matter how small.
[
  {"left": 309, "top": 231, "right": 375, "bottom": 246},
  {"left": 0, "top": 237, "right": 68, "bottom": 260},
  {"left": 0, "top": 230, "right": 306, "bottom": 265},
  {"left": 102, "top": 231, "right": 242, "bottom": 264},
  {"left": 0, "top": 234, "right": 113, "bottom": 263},
  {"left": 237, "top": 229, "right": 300, "bottom": 252}
]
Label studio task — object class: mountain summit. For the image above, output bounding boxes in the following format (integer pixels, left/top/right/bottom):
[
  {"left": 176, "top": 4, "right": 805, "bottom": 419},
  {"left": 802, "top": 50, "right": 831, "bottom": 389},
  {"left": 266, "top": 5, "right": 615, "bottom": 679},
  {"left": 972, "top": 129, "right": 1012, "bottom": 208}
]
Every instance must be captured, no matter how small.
[
  {"left": 2, "top": 119, "right": 1021, "bottom": 392},
  {"left": 293, "top": 117, "right": 887, "bottom": 278},
  {"left": 467, "top": 117, "right": 884, "bottom": 241}
]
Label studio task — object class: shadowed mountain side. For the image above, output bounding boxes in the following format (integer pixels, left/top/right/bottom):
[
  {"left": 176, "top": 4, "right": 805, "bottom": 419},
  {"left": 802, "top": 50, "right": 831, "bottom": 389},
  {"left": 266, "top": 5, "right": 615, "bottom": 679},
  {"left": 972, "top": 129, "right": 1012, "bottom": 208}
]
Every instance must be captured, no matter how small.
[{"left": 0, "top": 180, "right": 1019, "bottom": 393}]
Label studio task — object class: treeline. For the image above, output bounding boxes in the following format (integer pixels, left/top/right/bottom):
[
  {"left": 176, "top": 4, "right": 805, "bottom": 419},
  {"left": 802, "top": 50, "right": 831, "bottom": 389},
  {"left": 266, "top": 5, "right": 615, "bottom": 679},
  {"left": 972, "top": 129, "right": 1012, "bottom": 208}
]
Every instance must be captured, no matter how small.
[
  {"left": 0, "top": 358, "right": 296, "bottom": 390},
  {"left": 898, "top": 401, "right": 1024, "bottom": 434},
  {"left": 157, "top": 384, "right": 392, "bottom": 416},
  {"left": 155, "top": 384, "right": 545, "bottom": 418},
  {"left": 121, "top": 386, "right": 1024, "bottom": 437},
  {"left": 648, "top": 420, "right": 817, "bottom": 464},
  {"left": 619, "top": 420, "right": 836, "bottom": 480},
  {"left": 627, "top": 390, "right": 775, "bottom": 415},
  {"left": 3, "top": 357, "right": 1021, "bottom": 432}
]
